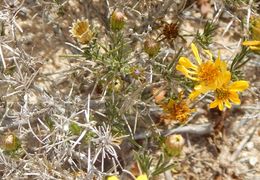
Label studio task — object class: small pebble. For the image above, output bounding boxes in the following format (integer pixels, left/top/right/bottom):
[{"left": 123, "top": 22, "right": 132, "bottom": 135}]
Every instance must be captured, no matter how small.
[
  {"left": 249, "top": 157, "right": 258, "bottom": 166},
  {"left": 246, "top": 142, "right": 254, "bottom": 150}
]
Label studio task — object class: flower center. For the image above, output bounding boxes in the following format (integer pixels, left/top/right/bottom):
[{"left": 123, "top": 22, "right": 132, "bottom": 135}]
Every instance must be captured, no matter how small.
[
  {"left": 197, "top": 62, "right": 219, "bottom": 84},
  {"left": 215, "top": 88, "right": 230, "bottom": 100}
]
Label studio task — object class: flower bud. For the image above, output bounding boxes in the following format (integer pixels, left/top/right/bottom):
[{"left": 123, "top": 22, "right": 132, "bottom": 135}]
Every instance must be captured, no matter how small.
[
  {"left": 110, "top": 11, "right": 125, "bottom": 31},
  {"left": 2, "top": 133, "right": 21, "bottom": 151},
  {"left": 144, "top": 38, "right": 160, "bottom": 58},
  {"left": 165, "top": 134, "right": 185, "bottom": 157}
]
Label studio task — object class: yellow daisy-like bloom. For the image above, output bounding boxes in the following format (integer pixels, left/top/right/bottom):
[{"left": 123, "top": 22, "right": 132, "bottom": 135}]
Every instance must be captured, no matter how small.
[
  {"left": 210, "top": 73, "right": 249, "bottom": 111},
  {"left": 242, "top": 40, "right": 260, "bottom": 51},
  {"left": 70, "top": 19, "right": 93, "bottom": 44},
  {"left": 176, "top": 43, "right": 230, "bottom": 99}
]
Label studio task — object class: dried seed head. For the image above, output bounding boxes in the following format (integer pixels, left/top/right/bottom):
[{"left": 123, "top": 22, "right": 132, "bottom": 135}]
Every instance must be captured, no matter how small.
[
  {"left": 144, "top": 38, "right": 160, "bottom": 58},
  {"left": 165, "top": 134, "right": 185, "bottom": 156},
  {"left": 163, "top": 22, "right": 179, "bottom": 40},
  {"left": 110, "top": 11, "right": 126, "bottom": 31},
  {"left": 108, "top": 78, "right": 123, "bottom": 92},
  {"left": 2, "top": 133, "right": 20, "bottom": 151},
  {"left": 70, "top": 19, "right": 93, "bottom": 44},
  {"left": 113, "top": 78, "right": 123, "bottom": 92},
  {"left": 160, "top": 98, "right": 193, "bottom": 125}
]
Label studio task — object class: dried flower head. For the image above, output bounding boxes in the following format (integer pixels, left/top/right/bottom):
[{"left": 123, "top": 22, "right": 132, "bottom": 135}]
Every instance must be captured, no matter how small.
[
  {"left": 144, "top": 38, "right": 160, "bottom": 58},
  {"left": 108, "top": 78, "right": 123, "bottom": 92},
  {"left": 165, "top": 134, "right": 185, "bottom": 156},
  {"left": 163, "top": 22, "right": 179, "bottom": 40},
  {"left": 160, "top": 97, "right": 193, "bottom": 125},
  {"left": 70, "top": 170, "right": 87, "bottom": 179},
  {"left": 70, "top": 19, "right": 93, "bottom": 44},
  {"left": 110, "top": 11, "right": 126, "bottom": 31}
]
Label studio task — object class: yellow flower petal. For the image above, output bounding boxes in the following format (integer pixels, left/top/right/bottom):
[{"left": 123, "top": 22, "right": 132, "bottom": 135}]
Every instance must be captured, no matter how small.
[
  {"left": 215, "top": 71, "right": 231, "bottom": 88},
  {"left": 191, "top": 43, "right": 202, "bottom": 65},
  {"left": 252, "top": 27, "right": 260, "bottom": 41},
  {"left": 219, "top": 57, "right": 228, "bottom": 72},
  {"left": 194, "top": 84, "right": 212, "bottom": 93},
  {"left": 218, "top": 101, "right": 224, "bottom": 111},
  {"left": 229, "top": 92, "right": 241, "bottom": 104},
  {"left": 178, "top": 57, "right": 198, "bottom": 70},
  {"left": 209, "top": 99, "right": 219, "bottom": 109},
  {"left": 136, "top": 174, "right": 148, "bottom": 180},
  {"left": 107, "top": 176, "right": 119, "bottom": 180},
  {"left": 229, "top": 81, "right": 249, "bottom": 92},
  {"left": 242, "top": 40, "right": 260, "bottom": 46},
  {"left": 224, "top": 99, "right": 232, "bottom": 108},
  {"left": 204, "top": 49, "right": 213, "bottom": 60},
  {"left": 249, "top": 46, "right": 260, "bottom": 51},
  {"left": 176, "top": 65, "right": 198, "bottom": 80},
  {"left": 222, "top": 71, "right": 231, "bottom": 83},
  {"left": 189, "top": 90, "right": 201, "bottom": 100}
]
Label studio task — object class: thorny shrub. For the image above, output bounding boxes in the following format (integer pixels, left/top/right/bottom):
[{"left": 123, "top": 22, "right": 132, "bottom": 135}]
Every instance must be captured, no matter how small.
[{"left": 0, "top": 0, "right": 259, "bottom": 179}]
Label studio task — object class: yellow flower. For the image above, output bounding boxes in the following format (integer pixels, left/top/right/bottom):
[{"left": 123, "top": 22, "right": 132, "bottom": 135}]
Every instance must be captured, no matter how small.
[
  {"left": 70, "top": 19, "right": 93, "bottom": 44},
  {"left": 136, "top": 174, "right": 148, "bottom": 180},
  {"left": 176, "top": 43, "right": 230, "bottom": 99},
  {"left": 251, "top": 16, "right": 260, "bottom": 41},
  {"left": 160, "top": 98, "right": 192, "bottom": 124},
  {"left": 107, "top": 176, "right": 119, "bottom": 180},
  {"left": 242, "top": 40, "right": 260, "bottom": 51},
  {"left": 242, "top": 16, "right": 260, "bottom": 50},
  {"left": 210, "top": 73, "right": 249, "bottom": 111}
]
